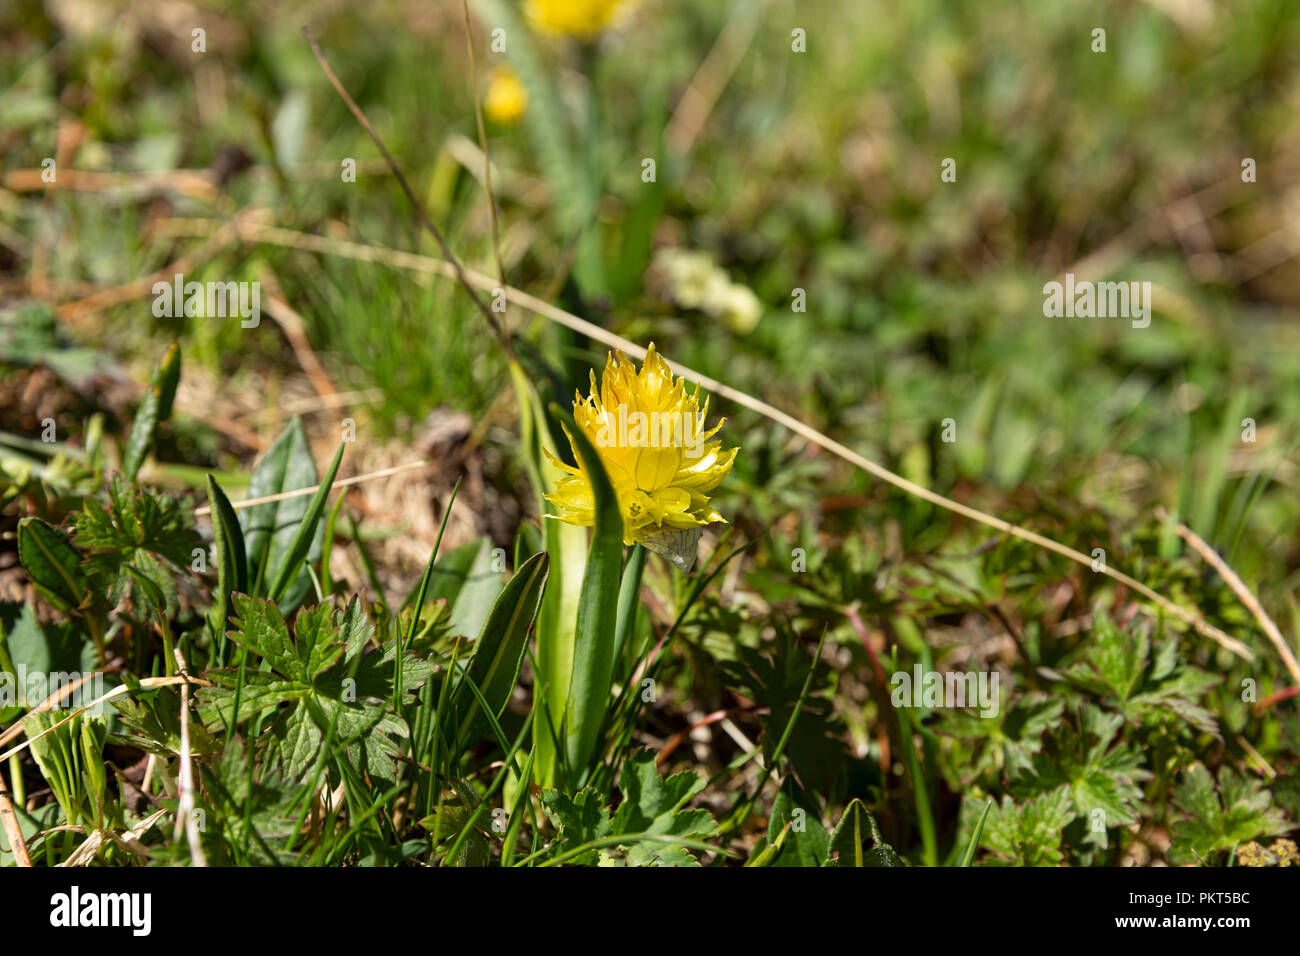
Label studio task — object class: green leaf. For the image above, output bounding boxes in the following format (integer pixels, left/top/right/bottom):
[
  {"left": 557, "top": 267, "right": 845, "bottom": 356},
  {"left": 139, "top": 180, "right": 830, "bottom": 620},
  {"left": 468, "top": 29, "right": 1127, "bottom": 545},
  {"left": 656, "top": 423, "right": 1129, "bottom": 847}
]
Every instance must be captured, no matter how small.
[
  {"left": 539, "top": 752, "right": 718, "bottom": 866},
  {"left": 1026, "top": 705, "right": 1151, "bottom": 848},
  {"left": 198, "top": 671, "right": 309, "bottom": 727},
  {"left": 73, "top": 475, "right": 200, "bottom": 611},
  {"left": 539, "top": 788, "right": 612, "bottom": 865},
  {"left": 609, "top": 751, "right": 717, "bottom": 866},
  {"left": 225, "top": 593, "right": 307, "bottom": 683},
  {"left": 200, "top": 737, "right": 301, "bottom": 864},
  {"left": 111, "top": 676, "right": 222, "bottom": 758},
  {"left": 0, "top": 300, "right": 111, "bottom": 389},
  {"left": 122, "top": 342, "right": 180, "bottom": 482},
  {"left": 205, "top": 474, "right": 248, "bottom": 640},
  {"left": 509, "top": 358, "right": 586, "bottom": 790},
  {"left": 267, "top": 441, "right": 345, "bottom": 605},
  {"left": 960, "top": 800, "right": 994, "bottom": 867},
  {"left": 0, "top": 603, "right": 98, "bottom": 710},
  {"left": 982, "top": 786, "right": 1074, "bottom": 866},
  {"left": 125, "top": 564, "right": 167, "bottom": 616},
  {"left": 825, "top": 799, "right": 903, "bottom": 867},
  {"left": 451, "top": 552, "right": 549, "bottom": 746},
  {"left": 612, "top": 543, "right": 645, "bottom": 671},
  {"left": 199, "top": 595, "right": 430, "bottom": 790},
  {"left": 765, "top": 790, "right": 830, "bottom": 868},
  {"left": 239, "top": 417, "right": 322, "bottom": 608},
  {"left": 292, "top": 602, "right": 346, "bottom": 680},
  {"left": 1168, "top": 763, "right": 1288, "bottom": 865},
  {"left": 1057, "top": 613, "right": 1222, "bottom": 738},
  {"left": 446, "top": 539, "right": 505, "bottom": 641},
  {"left": 274, "top": 700, "right": 324, "bottom": 780},
  {"left": 16, "top": 517, "right": 88, "bottom": 612},
  {"left": 941, "top": 691, "right": 1065, "bottom": 782},
  {"left": 557, "top": 408, "right": 625, "bottom": 779}
]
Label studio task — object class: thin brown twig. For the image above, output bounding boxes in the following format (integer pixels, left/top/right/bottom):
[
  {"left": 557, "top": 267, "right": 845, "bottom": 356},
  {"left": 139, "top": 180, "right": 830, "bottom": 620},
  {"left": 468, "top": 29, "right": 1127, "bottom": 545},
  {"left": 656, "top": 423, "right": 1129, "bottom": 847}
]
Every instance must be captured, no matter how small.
[
  {"left": 0, "top": 762, "right": 32, "bottom": 867},
  {"left": 191, "top": 458, "right": 432, "bottom": 517},
  {"left": 665, "top": 0, "right": 763, "bottom": 155},
  {"left": 260, "top": 272, "right": 340, "bottom": 406},
  {"left": 0, "top": 671, "right": 103, "bottom": 750},
  {"left": 171, "top": 649, "right": 207, "bottom": 867},
  {"left": 0, "top": 675, "right": 212, "bottom": 765},
  {"left": 1156, "top": 507, "right": 1300, "bottom": 686}
]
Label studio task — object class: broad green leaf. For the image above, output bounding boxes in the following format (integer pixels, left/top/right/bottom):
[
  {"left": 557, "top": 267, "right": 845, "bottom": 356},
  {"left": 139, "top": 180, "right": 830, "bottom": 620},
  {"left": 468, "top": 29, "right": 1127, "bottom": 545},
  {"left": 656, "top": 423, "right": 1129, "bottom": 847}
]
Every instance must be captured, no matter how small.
[
  {"left": 509, "top": 358, "right": 586, "bottom": 789},
  {"left": 452, "top": 551, "right": 549, "bottom": 746},
  {"left": 16, "top": 517, "right": 87, "bottom": 612},
  {"left": 1168, "top": 763, "right": 1288, "bottom": 864},
  {"left": 558, "top": 408, "right": 624, "bottom": 779},
  {"left": 539, "top": 789, "right": 612, "bottom": 866},
  {"left": 446, "top": 539, "right": 504, "bottom": 641},
  {"left": 982, "top": 786, "right": 1074, "bottom": 866},
  {"left": 765, "top": 790, "right": 830, "bottom": 868},
  {"left": 205, "top": 473, "right": 248, "bottom": 640},
  {"left": 267, "top": 441, "right": 345, "bottom": 605},
  {"left": 610, "top": 751, "right": 716, "bottom": 866},
  {"left": 274, "top": 700, "right": 323, "bottom": 780},
  {"left": 293, "top": 603, "right": 346, "bottom": 680},
  {"left": 540, "top": 752, "right": 718, "bottom": 866},
  {"left": 239, "top": 417, "right": 322, "bottom": 609}
]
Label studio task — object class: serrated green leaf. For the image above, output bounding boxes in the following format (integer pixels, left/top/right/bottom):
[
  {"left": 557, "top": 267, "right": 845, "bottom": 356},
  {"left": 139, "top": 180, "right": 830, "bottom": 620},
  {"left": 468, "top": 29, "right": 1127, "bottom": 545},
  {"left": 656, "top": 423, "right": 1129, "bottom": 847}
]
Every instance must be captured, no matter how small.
[
  {"left": 226, "top": 593, "right": 307, "bottom": 682},
  {"left": 72, "top": 475, "right": 199, "bottom": 611}
]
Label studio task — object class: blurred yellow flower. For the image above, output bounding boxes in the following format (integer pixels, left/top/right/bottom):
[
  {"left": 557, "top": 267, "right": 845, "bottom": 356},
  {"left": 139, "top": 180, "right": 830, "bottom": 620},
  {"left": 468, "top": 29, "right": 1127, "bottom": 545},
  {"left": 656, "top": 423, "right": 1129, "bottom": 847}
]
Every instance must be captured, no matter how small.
[
  {"left": 484, "top": 66, "right": 528, "bottom": 125},
  {"left": 525, "top": 0, "right": 631, "bottom": 40},
  {"left": 546, "top": 344, "right": 737, "bottom": 565}
]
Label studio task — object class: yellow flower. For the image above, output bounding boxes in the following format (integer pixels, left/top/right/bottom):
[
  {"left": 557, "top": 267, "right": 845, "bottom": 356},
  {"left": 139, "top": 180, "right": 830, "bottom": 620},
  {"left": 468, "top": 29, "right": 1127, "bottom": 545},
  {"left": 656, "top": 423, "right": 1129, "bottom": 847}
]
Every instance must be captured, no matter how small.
[
  {"left": 484, "top": 66, "right": 528, "bottom": 125},
  {"left": 525, "top": 0, "right": 631, "bottom": 40},
  {"left": 545, "top": 344, "right": 737, "bottom": 565}
]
